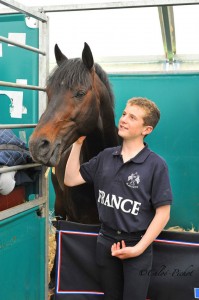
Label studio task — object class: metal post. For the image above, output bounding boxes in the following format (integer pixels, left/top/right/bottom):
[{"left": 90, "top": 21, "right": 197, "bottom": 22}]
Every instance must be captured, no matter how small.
[{"left": 158, "top": 6, "right": 176, "bottom": 63}]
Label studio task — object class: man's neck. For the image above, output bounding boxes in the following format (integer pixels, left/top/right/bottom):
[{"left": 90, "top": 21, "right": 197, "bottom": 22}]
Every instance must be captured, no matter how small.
[{"left": 121, "top": 139, "right": 145, "bottom": 162}]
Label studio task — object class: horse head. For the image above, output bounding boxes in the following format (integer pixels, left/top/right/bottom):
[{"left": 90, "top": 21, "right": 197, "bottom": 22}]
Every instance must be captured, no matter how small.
[{"left": 29, "top": 43, "right": 114, "bottom": 166}]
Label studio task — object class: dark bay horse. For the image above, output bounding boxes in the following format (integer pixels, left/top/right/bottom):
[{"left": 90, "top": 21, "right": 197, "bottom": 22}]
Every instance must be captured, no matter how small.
[
  {"left": 29, "top": 43, "right": 119, "bottom": 288},
  {"left": 29, "top": 42, "right": 119, "bottom": 224}
]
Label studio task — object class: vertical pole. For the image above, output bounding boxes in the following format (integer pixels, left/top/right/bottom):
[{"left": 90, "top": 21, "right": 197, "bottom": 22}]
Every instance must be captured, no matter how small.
[{"left": 38, "top": 10, "right": 49, "bottom": 300}]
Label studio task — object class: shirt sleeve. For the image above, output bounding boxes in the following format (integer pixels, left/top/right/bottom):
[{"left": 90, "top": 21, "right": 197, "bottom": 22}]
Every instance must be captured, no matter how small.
[
  {"left": 151, "top": 159, "right": 173, "bottom": 208},
  {"left": 80, "top": 152, "right": 102, "bottom": 184}
]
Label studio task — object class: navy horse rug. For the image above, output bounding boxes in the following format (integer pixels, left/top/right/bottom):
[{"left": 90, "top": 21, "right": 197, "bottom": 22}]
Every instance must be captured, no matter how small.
[{"left": 54, "top": 221, "right": 199, "bottom": 300}]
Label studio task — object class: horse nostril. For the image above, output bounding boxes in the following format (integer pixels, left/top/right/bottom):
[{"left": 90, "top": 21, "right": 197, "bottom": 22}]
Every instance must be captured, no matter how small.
[
  {"left": 40, "top": 139, "right": 50, "bottom": 149},
  {"left": 38, "top": 139, "right": 51, "bottom": 155}
]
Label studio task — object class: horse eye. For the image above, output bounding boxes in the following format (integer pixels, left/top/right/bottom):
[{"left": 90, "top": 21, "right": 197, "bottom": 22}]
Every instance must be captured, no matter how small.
[{"left": 75, "top": 90, "right": 86, "bottom": 99}]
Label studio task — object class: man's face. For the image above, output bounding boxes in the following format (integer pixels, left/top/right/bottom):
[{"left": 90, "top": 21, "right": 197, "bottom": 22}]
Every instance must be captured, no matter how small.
[{"left": 118, "top": 104, "right": 151, "bottom": 140}]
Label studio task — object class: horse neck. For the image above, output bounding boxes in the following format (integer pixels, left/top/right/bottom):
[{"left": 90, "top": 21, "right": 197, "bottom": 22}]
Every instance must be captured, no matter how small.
[
  {"left": 93, "top": 70, "right": 119, "bottom": 147},
  {"left": 81, "top": 128, "right": 105, "bottom": 161},
  {"left": 81, "top": 104, "right": 119, "bottom": 163},
  {"left": 98, "top": 91, "right": 119, "bottom": 147}
]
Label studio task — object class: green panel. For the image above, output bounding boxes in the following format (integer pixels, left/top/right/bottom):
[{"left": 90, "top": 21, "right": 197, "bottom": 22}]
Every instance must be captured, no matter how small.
[
  {"left": 49, "top": 173, "right": 56, "bottom": 213},
  {"left": 0, "top": 208, "right": 45, "bottom": 300},
  {"left": 109, "top": 73, "right": 199, "bottom": 230},
  {"left": 0, "top": 14, "right": 46, "bottom": 300},
  {"left": 0, "top": 14, "right": 39, "bottom": 142}
]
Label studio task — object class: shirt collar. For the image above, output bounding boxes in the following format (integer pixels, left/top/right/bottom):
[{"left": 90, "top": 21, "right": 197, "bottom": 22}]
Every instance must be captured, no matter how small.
[{"left": 112, "top": 143, "right": 151, "bottom": 163}]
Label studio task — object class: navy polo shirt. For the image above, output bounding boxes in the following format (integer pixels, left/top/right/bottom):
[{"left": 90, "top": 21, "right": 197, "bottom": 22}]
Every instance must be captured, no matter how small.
[{"left": 80, "top": 144, "right": 172, "bottom": 233}]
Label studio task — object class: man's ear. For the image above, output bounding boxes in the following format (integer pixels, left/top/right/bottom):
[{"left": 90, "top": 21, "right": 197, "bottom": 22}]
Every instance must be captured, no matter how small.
[{"left": 143, "top": 126, "right": 153, "bottom": 136}]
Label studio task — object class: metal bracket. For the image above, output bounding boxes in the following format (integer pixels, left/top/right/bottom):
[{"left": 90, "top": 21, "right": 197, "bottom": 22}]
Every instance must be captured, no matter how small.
[{"left": 25, "top": 16, "right": 39, "bottom": 28}]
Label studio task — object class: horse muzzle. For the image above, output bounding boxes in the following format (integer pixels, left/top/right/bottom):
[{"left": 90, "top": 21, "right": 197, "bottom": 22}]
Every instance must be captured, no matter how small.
[{"left": 29, "top": 136, "right": 62, "bottom": 166}]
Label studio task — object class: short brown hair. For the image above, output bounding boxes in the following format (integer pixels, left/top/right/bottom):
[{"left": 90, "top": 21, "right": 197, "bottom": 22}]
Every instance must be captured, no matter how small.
[{"left": 127, "top": 97, "right": 160, "bottom": 129}]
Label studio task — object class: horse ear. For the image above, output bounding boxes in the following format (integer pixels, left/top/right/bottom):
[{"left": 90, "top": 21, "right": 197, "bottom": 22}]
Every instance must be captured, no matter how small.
[
  {"left": 54, "top": 44, "right": 68, "bottom": 66},
  {"left": 82, "top": 42, "right": 94, "bottom": 70}
]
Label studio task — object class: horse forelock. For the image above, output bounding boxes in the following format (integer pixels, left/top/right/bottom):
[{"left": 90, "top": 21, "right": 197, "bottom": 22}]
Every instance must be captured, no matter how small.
[{"left": 47, "top": 58, "right": 92, "bottom": 91}]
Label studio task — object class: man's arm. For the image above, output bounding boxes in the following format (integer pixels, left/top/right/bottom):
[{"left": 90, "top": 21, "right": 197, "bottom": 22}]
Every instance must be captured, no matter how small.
[
  {"left": 64, "top": 137, "right": 86, "bottom": 187},
  {"left": 111, "top": 205, "right": 170, "bottom": 259}
]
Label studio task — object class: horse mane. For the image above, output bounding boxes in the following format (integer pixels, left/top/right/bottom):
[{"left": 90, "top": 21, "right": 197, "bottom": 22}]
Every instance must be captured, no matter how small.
[
  {"left": 94, "top": 62, "right": 114, "bottom": 108},
  {"left": 47, "top": 58, "right": 114, "bottom": 109}
]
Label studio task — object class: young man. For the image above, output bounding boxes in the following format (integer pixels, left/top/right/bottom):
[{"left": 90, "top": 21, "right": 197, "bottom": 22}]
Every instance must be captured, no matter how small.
[{"left": 64, "top": 97, "right": 172, "bottom": 300}]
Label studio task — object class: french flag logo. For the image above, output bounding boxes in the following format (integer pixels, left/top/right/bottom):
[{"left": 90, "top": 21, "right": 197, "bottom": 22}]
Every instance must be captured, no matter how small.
[{"left": 194, "top": 288, "right": 199, "bottom": 299}]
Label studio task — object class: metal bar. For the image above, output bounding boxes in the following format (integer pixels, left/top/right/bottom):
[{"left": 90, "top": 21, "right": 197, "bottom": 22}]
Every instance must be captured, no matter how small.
[
  {"left": 0, "top": 80, "right": 46, "bottom": 91},
  {"left": 37, "top": 19, "right": 49, "bottom": 300},
  {"left": 168, "top": 6, "right": 176, "bottom": 54},
  {"left": 0, "top": 36, "right": 46, "bottom": 55},
  {"left": 1, "top": 1, "right": 199, "bottom": 14},
  {"left": 0, "top": 197, "right": 47, "bottom": 221},
  {"left": 38, "top": 12, "right": 49, "bottom": 117},
  {"left": 0, "top": 0, "right": 48, "bottom": 22},
  {"left": 42, "top": 165, "right": 49, "bottom": 300},
  {"left": 39, "top": 0, "right": 199, "bottom": 12},
  {"left": 0, "top": 163, "right": 41, "bottom": 174},
  {"left": 0, "top": 124, "right": 37, "bottom": 129},
  {"left": 158, "top": 6, "right": 176, "bottom": 62},
  {"left": 159, "top": 8, "right": 167, "bottom": 56}
]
